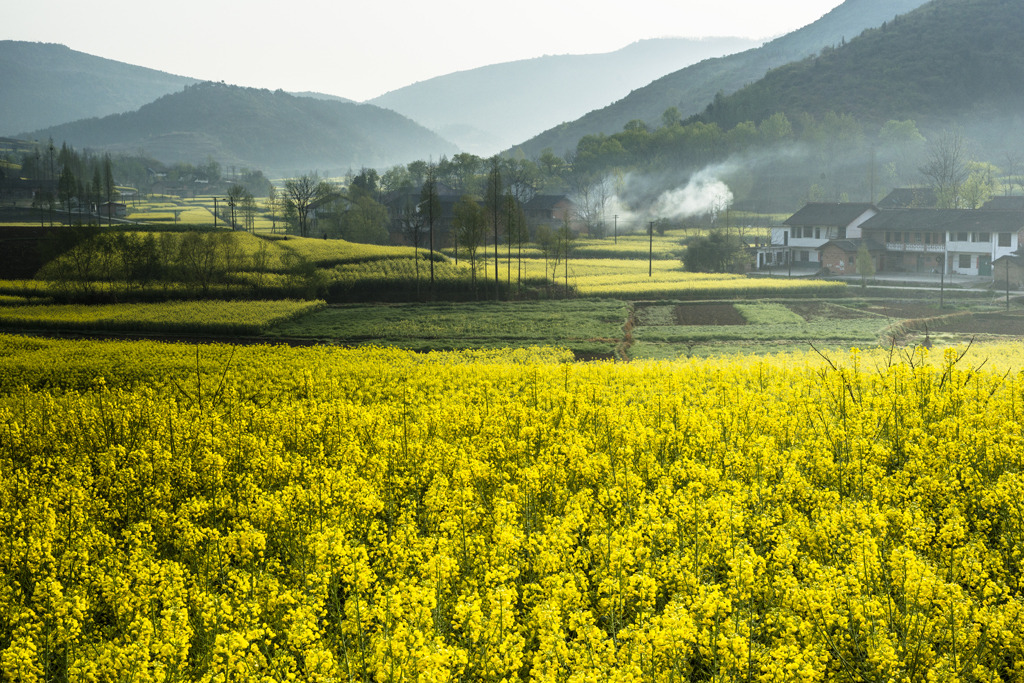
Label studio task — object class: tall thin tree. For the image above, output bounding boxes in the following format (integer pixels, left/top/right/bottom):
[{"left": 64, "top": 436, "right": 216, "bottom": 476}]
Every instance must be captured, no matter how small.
[
  {"left": 486, "top": 157, "right": 502, "bottom": 299},
  {"left": 419, "top": 164, "right": 441, "bottom": 295}
]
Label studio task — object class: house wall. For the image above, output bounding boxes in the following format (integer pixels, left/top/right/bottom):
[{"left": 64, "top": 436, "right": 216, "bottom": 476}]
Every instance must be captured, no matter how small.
[
  {"left": 820, "top": 246, "right": 855, "bottom": 275},
  {"left": 844, "top": 209, "right": 877, "bottom": 238},
  {"left": 946, "top": 230, "right": 1021, "bottom": 275},
  {"left": 994, "top": 259, "right": 1024, "bottom": 289}
]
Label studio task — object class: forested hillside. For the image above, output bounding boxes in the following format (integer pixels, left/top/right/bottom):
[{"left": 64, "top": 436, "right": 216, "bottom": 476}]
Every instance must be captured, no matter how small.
[
  {"left": 25, "top": 83, "right": 458, "bottom": 176},
  {"left": 0, "top": 41, "right": 196, "bottom": 136},
  {"left": 692, "top": 0, "right": 1024, "bottom": 150},
  {"left": 513, "top": 0, "right": 930, "bottom": 157}
]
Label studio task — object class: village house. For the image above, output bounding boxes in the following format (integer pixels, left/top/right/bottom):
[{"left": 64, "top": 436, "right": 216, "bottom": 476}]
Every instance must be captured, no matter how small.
[
  {"left": 858, "top": 208, "right": 1023, "bottom": 276},
  {"left": 98, "top": 201, "right": 128, "bottom": 219},
  {"left": 817, "top": 238, "right": 885, "bottom": 276},
  {"left": 757, "top": 202, "right": 878, "bottom": 269},
  {"left": 523, "top": 195, "right": 579, "bottom": 232},
  {"left": 875, "top": 187, "right": 938, "bottom": 209},
  {"left": 993, "top": 250, "right": 1024, "bottom": 289},
  {"left": 763, "top": 190, "right": 1024, "bottom": 280}
]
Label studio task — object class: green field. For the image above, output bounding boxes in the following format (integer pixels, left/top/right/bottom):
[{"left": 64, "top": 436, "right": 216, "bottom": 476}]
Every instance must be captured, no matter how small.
[
  {"left": 267, "top": 300, "right": 630, "bottom": 357},
  {"left": 0, "top": 299, "right": 324, "bottom": 335}
]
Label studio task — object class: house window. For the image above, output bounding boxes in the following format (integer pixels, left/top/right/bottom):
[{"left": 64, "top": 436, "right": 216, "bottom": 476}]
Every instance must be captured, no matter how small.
[
  {"left": 959, "top": 254, "right": 972, "bottom": 269},
  {"left": 838, "top": 226, "right": 847, "bottom": 239},
  {"left": 801, "top": 251, "right": 810, "bottom": 262},
  {"left": 924, "top": 233, "right": 932, "bottom": 245},
  {"left": 792, "top": 227, "right": 801, "bottom": 239},
  {"left": 914, "top": 232, "right": 922, "bottom": 243},
  {"left": 814, "top": 227, "right": 821, "bottom": 239},
  {"left": 999, "top": 232, "right": 1012, "bottom": 247},
  {"left": 974, "top": 232, "right": 990, "bottom": 243},
  {"left": 957, "top": 232, "right": 969, "bottom": 242}
]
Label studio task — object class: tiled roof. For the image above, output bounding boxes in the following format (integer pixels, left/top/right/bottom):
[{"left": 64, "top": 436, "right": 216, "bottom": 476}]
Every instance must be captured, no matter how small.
[
  {"left": 981, "top": 196, "right": 1024, "bottom": 211},
  {"left": 524, "top": 195, "right": 573, "bottom": 210},
  {"left": 877, "top": 188, "right": 937, "bottom": 209},
  {"left": 819, "top": 238, "right": 885, "bottom": 254},
  {"left": 784, "top": 203, "right": 877, "bottom": 227},
  {"left": 861, "top": 209, "right": 1024, "bottom": 232}
]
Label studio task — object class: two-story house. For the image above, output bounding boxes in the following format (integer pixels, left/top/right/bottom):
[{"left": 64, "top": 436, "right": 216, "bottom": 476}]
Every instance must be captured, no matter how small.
[
  {"left": 858, "top": 209, "right": 1024, "bottom": 276},
  {"left": 757, "top": 203, "right": 878, "bottom": 269}
]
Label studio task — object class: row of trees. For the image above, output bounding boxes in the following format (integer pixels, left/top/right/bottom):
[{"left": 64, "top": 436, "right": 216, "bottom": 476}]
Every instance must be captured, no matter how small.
[
  {"left": 10, "top": 142, "right": 274, "bottom": 206},
  {"left": 37, "top": 229, "right": 322, "bottom": 301},
  {"left": 24, "top": 142, "right": 118, "bottom": 221}
]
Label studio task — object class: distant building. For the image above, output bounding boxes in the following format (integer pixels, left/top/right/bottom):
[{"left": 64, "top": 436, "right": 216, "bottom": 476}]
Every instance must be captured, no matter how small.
[
  {"left": 859, "top": 208, "right": 1023, "bottom": 276},
  {"left": 980, "top": 196, "right": 1024, "bottom": 212},
  {"left": 993, "top": 250, "right": 1024, "bottom": 289},
  {"left": 757, "top": 202, "right": 877, "bottom": 268},
  {"left": 523, "top": 195, "right": 579, "bottom": 232},
  {"left": 876, "top": 187, "right": 938, "bottom": 209},
  {"left": 765, "top": 198, "right": 1024, "bottom": 280},
  {"left": 98, "top": 202, "right": 128, "bottom": 219},
  {"left": 818, "top": 238, "right": 884, "bottom": 276}
]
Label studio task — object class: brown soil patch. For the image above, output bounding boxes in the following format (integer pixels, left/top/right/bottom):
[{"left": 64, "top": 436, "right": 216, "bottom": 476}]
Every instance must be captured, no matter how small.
[
  {"left": 674, "top": 303, "right": 747, "bottom": 326},
  {"left": 864, "top": 303, "right": 946, "bottom": 320},
  {"left": 929, "top": 312, "right": 1024, "bottom": 336}
]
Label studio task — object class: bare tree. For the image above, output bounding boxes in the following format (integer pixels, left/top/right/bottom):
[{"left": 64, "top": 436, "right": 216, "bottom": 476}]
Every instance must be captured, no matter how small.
[
  {"left": 1002, "top": 152, "right": 1024, "bottom": 196},
  {"left": 419, "top": 164, "right": 441, "bottom": 292},
  {"left": 284, "top": 174, "right": 334, "bottom": 237},
  {"left": 485, "top": 157, "right": 502, "bottom": 299},
  {"left": 226, "top": 184, "right": 248, "bottom": 229},
  {"left": 919, "top": 129, "right": 970, "bottom": 208}
]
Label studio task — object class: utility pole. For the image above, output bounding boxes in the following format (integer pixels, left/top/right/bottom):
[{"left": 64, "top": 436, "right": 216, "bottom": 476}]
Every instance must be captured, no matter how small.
[
  {"left": 614, "top": 214, "right": 618, "bottom": 244},
  {"left": 1007, "top": 261, "right": 1012, "bottom": 311},
  {"left": 213, "top": 197, "right": 218, "bottom": 227},
  {"left": 940, "top": 257, "right": 945, "bottom": 309},
  {"left": 649, "top": 221, "right": 654, "bottom": 277}
]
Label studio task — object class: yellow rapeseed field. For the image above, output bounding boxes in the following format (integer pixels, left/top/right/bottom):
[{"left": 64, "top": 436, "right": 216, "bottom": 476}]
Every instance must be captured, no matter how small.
[{"left": 1, "top": 337, "right": 1023, "bottom": 681}]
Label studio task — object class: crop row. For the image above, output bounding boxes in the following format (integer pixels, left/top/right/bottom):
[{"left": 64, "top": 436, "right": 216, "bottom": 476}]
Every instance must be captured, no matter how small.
[{"left": 0, "top": 300, "right": 324, "bottom": 336}]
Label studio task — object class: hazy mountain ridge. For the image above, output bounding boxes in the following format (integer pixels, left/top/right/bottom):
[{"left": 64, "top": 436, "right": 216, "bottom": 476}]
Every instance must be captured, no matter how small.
[
  {"left": 512, "top": 0, "right": 931, "bottom": 157},
  {"left": 0, "top": 41, "right": 198, "bottom": 136},
  {"left": 25, "top": 83, "right": 458, "bottom": 176},
  {"left": 368, "top": 37, "right": 760, "bottom": 156}
]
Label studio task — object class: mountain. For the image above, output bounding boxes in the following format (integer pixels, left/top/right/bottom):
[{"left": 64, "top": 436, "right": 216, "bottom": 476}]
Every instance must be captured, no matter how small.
[
  {"left": 513, "top": 0, "right": 931, "bottom": 158},
  {"left": 0, "top": 41, "right": 197, "bottom": 136},
  {"left": 24, "top": 82, "right": 458, "bottom": 176},
  {"left": 368, "top": 37, "right": 760, "bottom": 157},
  {"left": 289, "top": 91, "right": 355, "bottom": 104},
  {"left": 691, "top": 0, "right": 1024, "bottom": 145}
]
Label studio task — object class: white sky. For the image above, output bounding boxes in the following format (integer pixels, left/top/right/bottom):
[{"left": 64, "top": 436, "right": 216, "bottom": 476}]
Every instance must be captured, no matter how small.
[{"left": 4, "top": 0, "right": 845, "bottom": 102}]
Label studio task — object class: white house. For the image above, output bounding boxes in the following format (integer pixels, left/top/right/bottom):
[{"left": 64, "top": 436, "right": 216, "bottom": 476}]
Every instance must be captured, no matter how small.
[
  {"left": 858, "top": 208, "right": 1024, "bottom": 276},
  {"left": 757, "top": 203, "right": 878, "bottom": 269}
]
